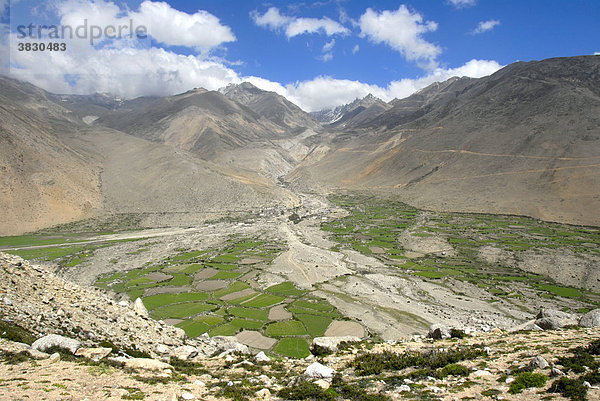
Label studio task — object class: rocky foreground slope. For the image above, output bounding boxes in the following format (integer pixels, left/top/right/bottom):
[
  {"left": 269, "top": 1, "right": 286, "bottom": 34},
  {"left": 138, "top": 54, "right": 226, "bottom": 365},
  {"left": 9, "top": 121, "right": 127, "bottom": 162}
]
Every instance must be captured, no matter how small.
[{"left": 3, "top": 252, "right": 600, "bottom": 400}]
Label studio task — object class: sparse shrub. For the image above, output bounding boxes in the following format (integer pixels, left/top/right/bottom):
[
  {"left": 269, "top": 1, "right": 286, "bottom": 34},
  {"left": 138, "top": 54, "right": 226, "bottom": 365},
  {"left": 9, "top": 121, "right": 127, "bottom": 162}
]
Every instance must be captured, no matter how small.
[
  {"left": 0, "top": 350, "right": 31, "bottom": 364},
  {"left": 168, "top": 357, "right": 210, "bottom": 376},
  {"left": 217, "top": 381, "right": 255, "bottom": 401},
  {"left": 0, "top": 319, "right": 36, "bottom": 345},
  {"left": 508, "top": 372, "right": 548, "bottom": 394},
  {"left": 310, "top": 344, "right": 333, "bottom": 357},
  {"left": 450, "top": 328, "right": 466, "bottom": 339},
  {"left": 278, "top": 381, "right": 334, "bottom": 400},
  {"left": 438, "top": 363, "right": 470, "bottom": 378},
  {"left": 557, "top": 352, "right": 598, "bottom": 373},
  {"left": 331, "top": 374, "right": 388, "bottom": 401},
  {"left": 289, "top": 213, "right": 301, "bottom": 224},
  {"left": 350, "top": 346, "right": 485, "bottom": 376},
  {"left": 548, "top": 377, "right": 587, "bottom": 401}
]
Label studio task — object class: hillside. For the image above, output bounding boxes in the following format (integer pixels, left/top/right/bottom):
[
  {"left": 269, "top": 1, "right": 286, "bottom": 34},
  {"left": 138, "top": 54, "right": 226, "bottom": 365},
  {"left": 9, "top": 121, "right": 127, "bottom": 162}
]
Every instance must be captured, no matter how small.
[
  {"left": 220, "top": 82, "right": 319, "bottom": 131},
  {"left": 0, "top": 78, "right": 299, "bottom": 235},
  {"left": 2, "top": 253, "right": 600, "bottom": 400},
  {"left": 290, "top": 56, "right": 600, "bottom": 226},
  {"left": 0, "top": 77, "right": 102, "bottom": 235}
]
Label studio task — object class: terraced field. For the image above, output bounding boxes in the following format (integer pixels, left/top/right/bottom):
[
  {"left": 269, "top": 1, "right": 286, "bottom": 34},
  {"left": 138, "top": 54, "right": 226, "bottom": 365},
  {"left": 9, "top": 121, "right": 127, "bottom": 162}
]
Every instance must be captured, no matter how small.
[
  {"left": 322, "top": 194, "right": 600, "bottom": 311},
  {"left": 94, "top": 237, "right": 345, "bottom": 358}
]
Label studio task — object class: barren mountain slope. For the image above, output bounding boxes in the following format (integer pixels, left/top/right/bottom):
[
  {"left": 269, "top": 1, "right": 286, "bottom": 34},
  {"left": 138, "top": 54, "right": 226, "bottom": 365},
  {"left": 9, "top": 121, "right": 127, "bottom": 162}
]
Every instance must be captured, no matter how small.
[
  {"left": 0, "top": 79, "right": 102, "bottom": 235},
  {"left": 94, "top": 89, "right": 290, "bottom": 160},
  {"left": 220, "top": 82, "right": 320, "bottom": 130},
  {"left": 289, "top": 56, "right": 600, "bottom": 226},
  {"left": 66, "top": 126, "right": 300, "bottom": 227}
]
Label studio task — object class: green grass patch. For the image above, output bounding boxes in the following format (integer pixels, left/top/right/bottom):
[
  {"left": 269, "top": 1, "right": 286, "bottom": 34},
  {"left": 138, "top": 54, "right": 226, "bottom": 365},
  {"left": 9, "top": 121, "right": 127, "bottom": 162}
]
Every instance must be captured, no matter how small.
[
  {"left": 295, "top": 314, "right": 332, "bottom": 337},
  {"left": 142, "top": 292, "right": 209, "bottom": 310},
  {"left": 209, "top": 271, "right": 242, "bottom": 280},
  {"left": 241, "top": 293, "right": 285, "bottom": 308},
  {"left": 212, "top": 281, "right": 250, "bottom": 298},
  {"left": 537, "top": 284, "right": 582, "bottom": 298},
  {"left": 229, "top": 318, "right": 264, "bottom": 330},
  {"left": 266, "top": 321, "right": 307, "bottom": 337},
  {"left": 273, "top": 338, "right": 310, "bottom": 358},
  {"left": 228, "top": 307, "right": 269, "bottom": 321},
  {"left": 208, "top": 323, "right": 239, "bottom": 337},
  {"left": 265, "top": 282, "right": 307, "bottom": 297},
  {"left": 150, "top": 302, "right": 215, "bottom": 320}
]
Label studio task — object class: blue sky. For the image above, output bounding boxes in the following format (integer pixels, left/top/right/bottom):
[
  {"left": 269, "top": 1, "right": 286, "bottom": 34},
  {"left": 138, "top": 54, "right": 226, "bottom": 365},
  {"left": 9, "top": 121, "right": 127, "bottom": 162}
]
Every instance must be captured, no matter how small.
[{"left": 1, "top": 0, "right": 599, "bottom": 111}]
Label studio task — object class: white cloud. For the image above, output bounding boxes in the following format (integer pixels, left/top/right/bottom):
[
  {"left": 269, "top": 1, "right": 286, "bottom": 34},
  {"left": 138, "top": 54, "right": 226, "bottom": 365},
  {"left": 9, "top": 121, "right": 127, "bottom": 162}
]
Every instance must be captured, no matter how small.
[
  {"left": 447, "top": 0, "right": 477, "bottom": 8},
  {"left": 358, "top": 6, "right": 440, "bottom": 68},
  {"left": 352, "top": 44, "right": 359, "bottom": 54},
  {"left": 250, "top": 7, "right": 290, "bottom": 31},
  {"left": 251, "top": 7, "right": 349, "bottom": 38},
  {"left": 322, "top": 39, "right": 335, "bottom": 52},
  {"left": 282, "top": 59, "right": 503, "bottom": 111},
  {"left": 321, "top": 53, "right": 333, "bottom": 62},
  {"left": 471, "top": 19, "right": 500, "bottom": 35},
  {"left": 56, "top": 0, "right": 235, "bottom": 50},
  {"left": 593, "top": 52, "right": 600, "bottom": 56}
]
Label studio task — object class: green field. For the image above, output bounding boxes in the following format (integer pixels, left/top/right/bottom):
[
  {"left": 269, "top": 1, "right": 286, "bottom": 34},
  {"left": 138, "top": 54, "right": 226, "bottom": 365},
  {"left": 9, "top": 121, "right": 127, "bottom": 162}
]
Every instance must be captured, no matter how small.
[
  {"left": 94, "top": 238, "right": 347, "bottom": 358},
  {"left": 266, "top": 321, "right": 307, "bottom": 337},
  {"left": 273, "top": 338, "right": 310, "bottom": 358}
]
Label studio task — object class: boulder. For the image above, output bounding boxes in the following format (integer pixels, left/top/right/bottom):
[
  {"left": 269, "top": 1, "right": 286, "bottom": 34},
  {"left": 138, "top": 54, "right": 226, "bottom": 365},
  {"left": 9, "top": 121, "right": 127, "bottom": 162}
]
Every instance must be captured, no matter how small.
[
  {"left": 111, "top": 357, "right": 173, "bottom": 372},
  {"left": 428, "top": 324, "right": 451, "bottom": 340},
  {"left": 305, "top": 362, "right": 336, "bottom": 379},
  {"left": 211, "top": 336, "right": 250, "bottom": 354},
  {"left": 255, "top": 389, "right": 271, "bottom": 400},
  {"left": 508, "top": 320, "right": 543, "bottom": 332},
  {"left": 75, "top": 347, "right": 112, "bottom": 361},
  {"left": 133, "top": 298, "right": 149, "bottom": 317},
  {"left": 254, "top": 351, "right": 271, "bottom": 363},
  {"left": 310, "top": 336, "right": 361, "bottom": 354},
  {"left": 579, "top": 309, "right": 600, "bottom": 328},
  {"left": 171, "top": 345, "right": 198, "bottom": 361},
  {"left": 31, "top": 334, "right": 81, "bottom": 354},
  {"left": 530, "top": 355, "right": 549, "bottom": 369},
  {"left": 535, "top": 308, "right": 578, "bottom": 329},
  {"left": 535, "top": 318, "right": 563, "bottom": 331}
]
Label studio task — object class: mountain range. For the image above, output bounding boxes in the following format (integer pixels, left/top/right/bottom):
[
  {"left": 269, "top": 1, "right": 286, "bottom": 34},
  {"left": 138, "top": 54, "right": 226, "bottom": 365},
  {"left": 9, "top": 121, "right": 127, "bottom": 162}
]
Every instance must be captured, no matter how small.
[{"left": 1, "top": 55, "right": 599, "bottom": 235}]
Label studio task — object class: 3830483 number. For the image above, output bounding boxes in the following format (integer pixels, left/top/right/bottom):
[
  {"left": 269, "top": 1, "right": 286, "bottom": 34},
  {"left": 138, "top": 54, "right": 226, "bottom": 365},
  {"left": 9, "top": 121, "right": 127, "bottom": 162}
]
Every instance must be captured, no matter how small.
[{"left": 17, "top": 42, "right": 66, "bottom": 51}]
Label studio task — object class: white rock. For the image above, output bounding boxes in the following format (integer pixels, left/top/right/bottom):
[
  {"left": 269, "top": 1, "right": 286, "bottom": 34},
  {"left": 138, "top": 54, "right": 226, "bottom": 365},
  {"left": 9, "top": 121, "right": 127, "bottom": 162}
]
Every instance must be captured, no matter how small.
[
  {"left": 133, "top": 298, "right": 149, "bottom": 317},
  {"left": 75, "top": 347, "right": 112, "bottom": 361},
  {"left": 31, "top": 334, "right": 81, "bottom": 354},
  {"left": 118, "top": 301, "right": 129, "bottom": 307},
  {"left": 305, "top": 362, "right": 336, "bottom": 379},
  {"left": 48, "top": 352, "right": 60, "bottom": 363},
  {"left": 171, "top": 345, "right": 198, "bottom": 361},
  {"left": 310, "top": 336, "right": 361, "bottom": 353},
  {"left": 255, "top": 389, "right": 271, "bottom": 400},
  {"left": 111, "top": 357, "right": 173, "bottom": 372},
  {"left": 156, "top": 344, "right": 170, "bottom": 354},
  {"left": 314, "top": 379, "right": 330, "bottom": 390},
  {"left": 472, "top": 370, "right": 492, "bottom": 377},
  {"left": 398, "top": 384, "right": 411, "bottom": 392},
  {"left": 255, "top": 351, "right": 271, "bottom": 363},
  {"left": 194, "top": 380, "right": 205, "bottom": 387},
  {"left": 181, "top": 393, "right": 196, "bottom": 400}
]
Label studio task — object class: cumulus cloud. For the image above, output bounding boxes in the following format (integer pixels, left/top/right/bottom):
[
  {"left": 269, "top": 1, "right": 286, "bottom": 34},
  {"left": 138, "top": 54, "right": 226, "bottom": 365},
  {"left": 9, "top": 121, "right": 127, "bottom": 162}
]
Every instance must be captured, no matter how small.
[
  {"left": 352, "top": 44, "right": 359, "bottom": 54},
  {"left": 55, "top": 0, "right": 235, "bottom": 50},
  {"left": 447, "top": 0, "right": 477, "bottom": 8},
  {"left": 358, "top": 6, "right": 440, "bottom": 68},
  {"left": 471, "top": 19, "right": 500, "bottom": 35},
  {"left": 251, "top": 7, "right": 349, "bottom": 38}
]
